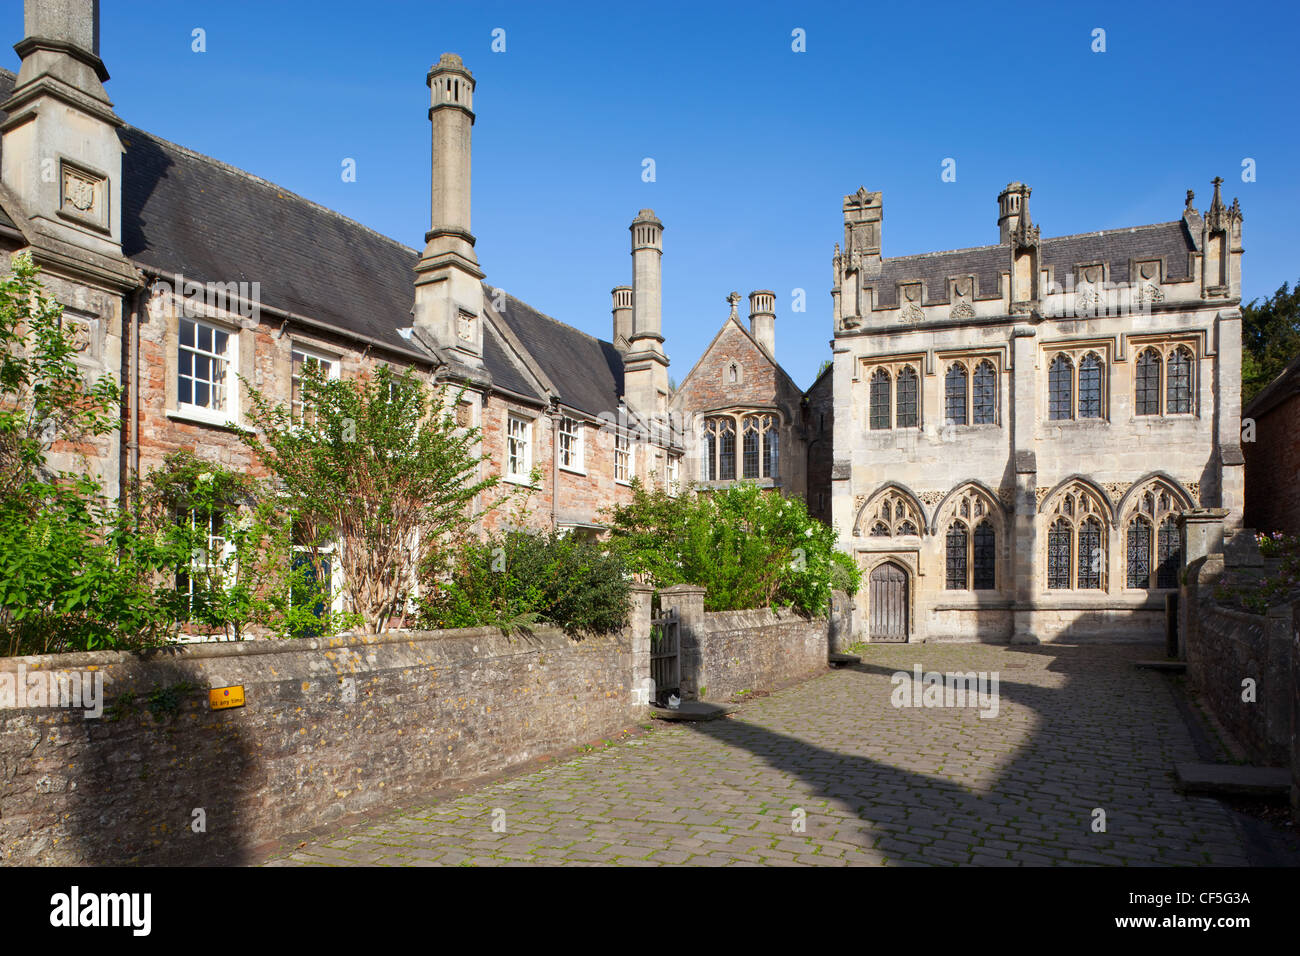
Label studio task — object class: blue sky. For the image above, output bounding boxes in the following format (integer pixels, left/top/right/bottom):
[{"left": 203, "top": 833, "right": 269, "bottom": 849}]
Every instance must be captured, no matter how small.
[{"left": 10, "top": 0, "right": 1297, "bottom": 389}]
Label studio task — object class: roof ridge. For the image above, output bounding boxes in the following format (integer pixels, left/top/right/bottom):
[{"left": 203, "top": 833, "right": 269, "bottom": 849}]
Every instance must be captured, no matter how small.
[
  {"left": 120, "top": 123, "right": 421, "bottom": 259},
  {"left": 882, "top": 221, "right": 1184, "bottom": 265}
]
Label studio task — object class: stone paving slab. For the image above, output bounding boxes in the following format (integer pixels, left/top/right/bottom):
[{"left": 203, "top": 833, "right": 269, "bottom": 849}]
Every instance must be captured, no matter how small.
[{"left": 266, "top": 643, "right": 1265, "bottom": 867}]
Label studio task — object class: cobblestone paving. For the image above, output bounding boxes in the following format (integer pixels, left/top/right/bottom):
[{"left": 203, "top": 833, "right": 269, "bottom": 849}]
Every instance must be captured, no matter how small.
[{"left": 267, "top": 643, "right": 1257, "bottom": 866}]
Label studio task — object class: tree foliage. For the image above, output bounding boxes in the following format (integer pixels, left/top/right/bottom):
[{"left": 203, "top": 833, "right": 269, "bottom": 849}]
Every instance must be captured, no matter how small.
[
  {"left": 242, "top": 362, "right": 511, "bottom": 633},
  {"left": 603, "top": 479, "right": 858, "bottom": 616},
  {"left": 0, "top": 253, "right": 179, "bottom": 655},
  {"left": 1241, "top": 278, "right": 1300, "bottom": 405},
  {"left": 419, "top": 530, "right": 631, "bottom": 636}
]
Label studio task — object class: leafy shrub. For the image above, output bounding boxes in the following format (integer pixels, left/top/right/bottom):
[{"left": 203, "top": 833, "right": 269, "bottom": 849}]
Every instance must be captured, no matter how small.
[
  {"left": 137, "top": 451, "right": 356, "bottom": 641},
  {"left": 603, "top": 479, "right": 858, "bottom": 617},
  {"left": 0, "top": 253, "right": 183, "bottom": 655},
  {"left": 419, "top": 530, "right": 631, "bottom": 636}
]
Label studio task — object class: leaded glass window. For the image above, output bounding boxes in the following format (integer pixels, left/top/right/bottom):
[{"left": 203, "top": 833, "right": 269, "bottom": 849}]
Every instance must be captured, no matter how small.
[
  {"left": 946, "top": 523, "right": 968, "bottom": 590},
  {"left": 1049, "top": 355, "right": 1073, "bottom": 421},
  {"left": 765, "top": 425, "right": 779, "bottom": 479},
  {"left": 1135, "top": 348, "right": 1161, "bottom": 416},
  {"left": 1167, "top": 347, "right": 1192, "bottom": 414},
  {"left": 1127, "top": 516, "right": 1151, "bottom": 589},
  {"left": 869, "top": 369, "right": 891, "bottom": 430},
  {"left": 718, "top": 421, "right": 735, "bottom": 479},
  {"left": 703, "top": 417, "right": 735, "bottom": 480},
  {"left": 972, "top": 361, "right": 996, "bottom": 425},
  {"left": 945, "top": 363, "right": 968, "bottom": 426},
  {"left": 1047, "top": 519, "right": 1071, "bottom": 589},
  {"left": 1078, "top": 353, "right": 1103, "bottom": 419},
  {"left": 1077, "top": 517, "right": 1102, "bottom": 588},
  {"left": 973, "top": 520, "right": 995, "bottom": 590},
  {"left": 742, "top": 418, "right": 760, "bottom": 479},
  {"left": 896, "top": 366, "right": 919, "bottom": 428},
  {"left": 1156, "top": 516, "right": 1180, "bottom": 588}
]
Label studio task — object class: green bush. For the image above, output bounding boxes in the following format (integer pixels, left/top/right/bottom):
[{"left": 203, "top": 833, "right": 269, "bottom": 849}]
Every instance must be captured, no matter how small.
[
  {"left": 603, "top": 479, "right": 859, "bottom": 617},
  {"left": 0, "top": 253, "right": 183, "bottom": 655},
  {"left": 419, "top": 530, "right": 631, "bottom": 636}
]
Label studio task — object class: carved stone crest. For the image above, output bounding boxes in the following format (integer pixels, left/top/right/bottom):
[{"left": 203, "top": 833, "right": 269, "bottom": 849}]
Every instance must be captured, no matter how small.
[
  {"left": 62, "top": 167, "right": 97, "bottom": 213},
  {"left": 457, "top": 311, "right": 475, "bottom": 342}
]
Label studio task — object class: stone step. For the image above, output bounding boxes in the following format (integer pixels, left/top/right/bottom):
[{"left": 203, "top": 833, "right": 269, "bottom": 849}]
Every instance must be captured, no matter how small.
[
  {"left": 1173, "top": 762, "right": 1291, "bottom": 797},
  {"left": 649, "top": 701, "right": 736, "bottom": 722},
  {"left": 829, "top": 653, "right": 861, "bottom": 667},
  {"left": 1135, "top": 659, "right": 1187, "bottom": 673}
]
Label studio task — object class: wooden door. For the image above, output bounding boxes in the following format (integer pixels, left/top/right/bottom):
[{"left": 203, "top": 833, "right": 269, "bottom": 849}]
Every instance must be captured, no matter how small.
[{"left": 868, "top": 562, "right": 909, "bottom": 642}]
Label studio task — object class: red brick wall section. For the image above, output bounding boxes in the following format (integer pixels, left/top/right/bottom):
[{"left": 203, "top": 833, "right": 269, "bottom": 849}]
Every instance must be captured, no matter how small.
[
  {"left": 133, "top": 297, "right": 637, "bottom": 534},
  {"left": 1244, "top": 393, "right": 1300, "bottom": 537}
]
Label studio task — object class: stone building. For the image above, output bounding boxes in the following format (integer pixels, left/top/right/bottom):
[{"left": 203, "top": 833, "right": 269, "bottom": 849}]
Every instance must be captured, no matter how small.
[
  {"left": 1243, "top": 352, "right": 1300, "bottom": 537},
  {"left": 0, "top": 2, "right": 689, "bottom": 612},
  {"left": 670, "top": 290, "right": 813, "bottom": 501},
  {"left": 828, "top": 180, "right": 1246, "bottom": 643}
]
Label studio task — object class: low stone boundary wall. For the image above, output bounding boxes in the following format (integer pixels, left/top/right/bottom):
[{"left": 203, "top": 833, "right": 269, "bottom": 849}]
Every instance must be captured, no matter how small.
[
  {"left": 1182, "top": 549, "right": 1295, "bottom": 769},
  {"left": 0, "top": 585, "right": 653, "bottom": 865},
  {"left": 660, "top": 585, "right": 837, "bottom": 702}
]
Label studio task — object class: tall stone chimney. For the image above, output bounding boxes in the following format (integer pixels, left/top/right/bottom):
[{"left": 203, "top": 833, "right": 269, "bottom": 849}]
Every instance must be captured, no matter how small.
[
  {"left": 1, "top": 0, "right": 128, "bottom": 262},
  {"left": 998, "top": 182, "right": 1040, "bottom": 311},
  {"left": 622, "top": 209, "right": 669, "bottom": 415},
  {"left": 998, "top": 182, "right": 1029, "bottom": 244},
  {"left": 611, "top": 286, "right": 633, "bottom": 353},
  {"left": 413, "top": 53, "right": 485, "bottom": 370},
  {"left": 748, "top": 290, "right": 775, "bottom": 355}
]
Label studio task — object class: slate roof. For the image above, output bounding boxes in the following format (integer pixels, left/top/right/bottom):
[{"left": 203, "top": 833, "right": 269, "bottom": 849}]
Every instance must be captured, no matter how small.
[
  {"left": 867, "top": 221, "right": 1198, "bottom": 307},
  {"left": 0, "top": 67, "right": 613, "bottom": 413},
  {"left": 490, "top": 286, "right": 623, "bottom": 417}
]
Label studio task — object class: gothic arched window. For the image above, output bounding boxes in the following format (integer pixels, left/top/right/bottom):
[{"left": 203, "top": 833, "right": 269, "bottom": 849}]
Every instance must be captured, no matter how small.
[
  {"left": 1167, "top": 347, "right": 1193, "bottom": 415},
  {"left": 945, "top": 363, "right": 968, "bottom": 426},
  {"left": 972, "top": 361, "right": 996, "bottom": 425},
  {"left": 862, "top": 489, "right": 923, "bottom": 538},
  {"left": 945, "top": 523, "right": 968, "bottom": 590},
  {"left": 1136, "top": 348, "right": 1161, "bottom": 416},
  {"left": 869, "top": 369, "right": 891, "bottom": 430},
  {"left": 1122, "top": 479, "right": 1185, "bottom": 588},
  {"left": 896, "top": 366, "right": 919, "bottom": 428},
  {"left": 1049, "top": 354, "right": 1073, "bottom": 421},
  {"left": 1078, "top": 352, "right": 1104, "bottom": 419},
  {"left": 1045, "top": 484, "right": 1109, "bottom": 589},
  {"left": 702, "top": 417, "right": 736, "bottom": 481}
]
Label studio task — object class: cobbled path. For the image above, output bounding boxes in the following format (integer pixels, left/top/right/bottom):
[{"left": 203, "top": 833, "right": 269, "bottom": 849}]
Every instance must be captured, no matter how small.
[{"left": 266, "top": 643, "right": 1255, "bottom": 866}]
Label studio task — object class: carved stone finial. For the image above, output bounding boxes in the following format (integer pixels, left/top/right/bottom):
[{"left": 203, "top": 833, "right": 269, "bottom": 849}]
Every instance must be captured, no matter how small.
[
  {"left": 1206, "top": 176, "right": 1236, "bottom": 232},
  {"left": 1012, "top": 183, "right": 1040, "bottom": 249},
  {"left": 1185, "top": 189, "right": 1195, "bottom": 211},
  {"left": 727, "top": 291, "right": 741, "bottom": 318}
]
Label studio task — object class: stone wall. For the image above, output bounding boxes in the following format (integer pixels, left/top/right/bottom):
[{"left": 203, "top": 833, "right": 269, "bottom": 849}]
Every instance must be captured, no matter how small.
[
  {"left": 0, "top": 585, "right": 653, "bottom": 865},
  {"left": 1182, "top": 548, "right": 1295, "bottom": 768},
  {"left": 660, "top": 584, "right": 836, "bottom": 702}
]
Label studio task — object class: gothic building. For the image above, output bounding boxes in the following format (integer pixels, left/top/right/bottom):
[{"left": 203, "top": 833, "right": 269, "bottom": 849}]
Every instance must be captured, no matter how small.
[
  {"left": 669, "top": 290, "right": 813, "bottom": 501},
  {"left": 827, "top": 181, "right": 1245, "bottom": 643}
]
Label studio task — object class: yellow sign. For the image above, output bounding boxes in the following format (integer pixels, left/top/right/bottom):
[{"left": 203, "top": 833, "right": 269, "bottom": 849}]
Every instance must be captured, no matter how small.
[{"left": 209, "top": 685, "right": 245, "bottom": 710}]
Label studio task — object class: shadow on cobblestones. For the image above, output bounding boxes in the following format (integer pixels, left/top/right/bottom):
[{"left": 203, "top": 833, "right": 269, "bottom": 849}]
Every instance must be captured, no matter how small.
[{"left": 675, "top": 644, "right": 1252, "bottom": 865}]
